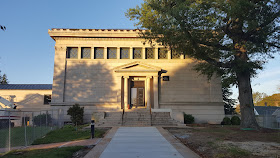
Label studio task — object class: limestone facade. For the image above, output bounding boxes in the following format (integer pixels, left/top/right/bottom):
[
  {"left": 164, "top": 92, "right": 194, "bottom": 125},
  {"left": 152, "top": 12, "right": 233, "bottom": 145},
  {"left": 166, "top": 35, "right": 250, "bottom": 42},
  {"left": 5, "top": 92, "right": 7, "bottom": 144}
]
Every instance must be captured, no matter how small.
[{"left": 48, "top": 29, "right": 224, "bottom": 124}]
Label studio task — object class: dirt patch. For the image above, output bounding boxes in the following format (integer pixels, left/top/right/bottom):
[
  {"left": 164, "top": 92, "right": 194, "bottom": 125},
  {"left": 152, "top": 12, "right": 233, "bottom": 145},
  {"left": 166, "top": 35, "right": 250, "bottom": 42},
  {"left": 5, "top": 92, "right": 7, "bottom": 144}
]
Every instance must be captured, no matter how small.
[
  {"left": 223, "top": 141, "right": 280, "bottom": 157},
  {"left": 72, "top": 145, "right": 95, "bottom": 158},
  {"left": 165, "top": 125, "right": 280, "bottom": 158}
]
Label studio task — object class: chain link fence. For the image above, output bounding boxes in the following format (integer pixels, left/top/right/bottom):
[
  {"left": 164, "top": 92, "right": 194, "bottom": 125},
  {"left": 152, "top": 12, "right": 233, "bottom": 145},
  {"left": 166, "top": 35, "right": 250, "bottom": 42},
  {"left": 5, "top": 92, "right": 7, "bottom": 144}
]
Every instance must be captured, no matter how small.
[
  {"left": 0, "top": 109, "right": 63, "bottom": 152},
  {"left": 256, "top": 115, "right": 280, "bottom": 129}
]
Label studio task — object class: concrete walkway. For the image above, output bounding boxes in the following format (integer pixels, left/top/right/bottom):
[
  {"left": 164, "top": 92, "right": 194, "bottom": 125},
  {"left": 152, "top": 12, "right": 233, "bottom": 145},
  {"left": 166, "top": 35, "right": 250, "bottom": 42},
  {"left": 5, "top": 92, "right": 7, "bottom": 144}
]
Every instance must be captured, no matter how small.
[{"left": 95, "top": 127, "right": 199, "bottom": 158}]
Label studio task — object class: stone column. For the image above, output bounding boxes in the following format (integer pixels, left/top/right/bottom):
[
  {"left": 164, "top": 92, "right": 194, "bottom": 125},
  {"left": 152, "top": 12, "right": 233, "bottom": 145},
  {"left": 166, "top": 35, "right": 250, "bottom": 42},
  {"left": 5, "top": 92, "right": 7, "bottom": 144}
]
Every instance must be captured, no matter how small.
[
  {"left": 153, "top": 76, "right": 159, "bottom": 109},
  {"left": 146, "top": 76, "right": 152, "bottom": 109},
  {"left": 124, "top": 76, "right": 129, "bottom": 109}
]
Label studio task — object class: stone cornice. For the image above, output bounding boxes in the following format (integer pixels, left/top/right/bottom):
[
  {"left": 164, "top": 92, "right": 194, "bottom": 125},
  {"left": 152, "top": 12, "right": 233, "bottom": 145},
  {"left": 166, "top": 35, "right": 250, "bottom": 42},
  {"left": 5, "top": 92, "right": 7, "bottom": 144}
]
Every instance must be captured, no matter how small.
[
  {"left": 48, "top": 28, "right": 147, "bottom": 40},
  {"left": 53, "top": 37, "right": 145, "bottom": 41}
]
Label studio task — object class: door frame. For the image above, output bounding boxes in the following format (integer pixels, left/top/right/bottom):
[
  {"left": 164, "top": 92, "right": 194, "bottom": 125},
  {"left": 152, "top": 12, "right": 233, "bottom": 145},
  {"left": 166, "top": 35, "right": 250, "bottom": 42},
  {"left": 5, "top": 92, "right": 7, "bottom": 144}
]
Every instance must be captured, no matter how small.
[{"left": 129, "top": 77, "right": 146, "bottom": 108}]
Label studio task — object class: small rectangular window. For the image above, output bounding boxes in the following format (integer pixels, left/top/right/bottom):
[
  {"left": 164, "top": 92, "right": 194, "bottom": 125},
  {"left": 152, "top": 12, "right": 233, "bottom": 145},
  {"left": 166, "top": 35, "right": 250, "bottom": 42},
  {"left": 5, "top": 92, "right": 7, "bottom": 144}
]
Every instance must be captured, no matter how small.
[
  {"left": 158, "top": 48, "right": 168, "bottom": 59},
  {"left": 108, "top": 48, "right": 117, "bottom": 59},
  {"left": 133, "top": 48, "right": 142, "bottom": 59},
  {"left": 171, "top": 50, "right": 181, "bottom": 59},
  {"left": 81, "top": 47, "right": 91, "bottom": 59},
  {"left": 146, "top": 48, "right": 154, "bottom": 59},
  {"left": 94, "top": 48, "right": 104, "bottom": 59},
  {"left": 66, "top": 47, "right": 78, "bottom": 59},
  {"left": 121, "top": 48, "right": 130, "bottom": 59},
  {"left": 44, "top": 95, "right": 51, "bottom": 105}
]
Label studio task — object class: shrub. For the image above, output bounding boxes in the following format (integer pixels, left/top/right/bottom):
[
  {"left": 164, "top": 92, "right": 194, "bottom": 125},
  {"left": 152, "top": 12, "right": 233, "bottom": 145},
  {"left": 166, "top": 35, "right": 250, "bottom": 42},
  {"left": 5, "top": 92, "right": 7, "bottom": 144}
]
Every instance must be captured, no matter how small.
[
  {"left": 231, "top": 116, "right": 241, "bottom": 125},
  {"left": 33, "top": 113, "right": 52, "bottom": 126},
  {"left": 183, "top": 113, "right": 194, "bottom": 124},
  {"left": 222, "top": 117, "right": 231, "bottom": 125},
  {"left": 67, "top": 104, "right": 84, "bottom": 125}
]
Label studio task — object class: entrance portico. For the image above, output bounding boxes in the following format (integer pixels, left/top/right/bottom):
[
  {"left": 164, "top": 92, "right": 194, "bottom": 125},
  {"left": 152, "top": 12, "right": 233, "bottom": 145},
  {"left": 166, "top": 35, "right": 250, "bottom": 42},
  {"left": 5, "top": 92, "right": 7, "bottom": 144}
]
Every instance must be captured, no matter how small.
[{"left": 114, "top": 61, "right": 161, "bottom": 110}]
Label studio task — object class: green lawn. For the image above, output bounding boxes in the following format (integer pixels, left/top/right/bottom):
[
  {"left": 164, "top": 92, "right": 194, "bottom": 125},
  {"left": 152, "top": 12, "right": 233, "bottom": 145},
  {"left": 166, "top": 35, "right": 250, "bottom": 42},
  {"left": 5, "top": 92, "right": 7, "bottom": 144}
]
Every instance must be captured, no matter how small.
[
  {"left": 0, "top": 126, "right": 53, "bottom": 148},
  {"left": 0, "top": 146, "right": 83, "bottom": 158},
  {"left": 32, "top": 125, "right": 108, "bottom": 145}
]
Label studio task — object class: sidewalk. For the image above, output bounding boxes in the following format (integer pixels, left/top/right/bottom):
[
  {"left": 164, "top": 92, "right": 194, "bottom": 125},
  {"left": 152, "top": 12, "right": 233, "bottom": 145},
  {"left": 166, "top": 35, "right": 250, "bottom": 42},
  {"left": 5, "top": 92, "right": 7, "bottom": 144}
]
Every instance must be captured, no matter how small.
[
  {"left": 84, "top": 127, "right": 200, "bottom": 158},
  {"left": 0, "top": 138, "right": 101, "bottom": 153}
]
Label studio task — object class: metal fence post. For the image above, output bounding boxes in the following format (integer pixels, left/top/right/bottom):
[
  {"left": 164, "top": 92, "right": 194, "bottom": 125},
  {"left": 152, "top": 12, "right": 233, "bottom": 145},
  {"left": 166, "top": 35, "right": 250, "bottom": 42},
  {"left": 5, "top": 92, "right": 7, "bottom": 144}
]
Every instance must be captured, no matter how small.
[
  {"left": 8, "top": 111, "right": 11, "bottom": 152},
  {"left": 51, "top": 109, "right": 54, "bottom": 129},
  {"left": 40, "top": 111, "right": 42, "bottom": 137},
  {"left": 32, "top": 112, "right": 35, "bottom": 142},
  {"left": 24, "top": 112, "right": 27, "bottom": 147},
  {"left": 265, "top": 102, "right": 268, "bottom": 128},
  {"left": 46, "top": 110, "right": 48, "bottom": 129}
]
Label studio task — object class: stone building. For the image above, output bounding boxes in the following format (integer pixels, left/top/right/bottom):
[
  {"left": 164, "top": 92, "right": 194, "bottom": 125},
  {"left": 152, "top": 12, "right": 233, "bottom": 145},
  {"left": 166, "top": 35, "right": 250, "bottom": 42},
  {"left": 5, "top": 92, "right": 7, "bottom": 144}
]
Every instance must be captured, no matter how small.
[
  {"left": 0, "top": 84, "right": 52, "bottom": 126},
  {"left": 48, "top": 29, "right": 224, "bottom": 125},
  {"left": 0, "top": 84, "right": 52, "bottom": 111}
]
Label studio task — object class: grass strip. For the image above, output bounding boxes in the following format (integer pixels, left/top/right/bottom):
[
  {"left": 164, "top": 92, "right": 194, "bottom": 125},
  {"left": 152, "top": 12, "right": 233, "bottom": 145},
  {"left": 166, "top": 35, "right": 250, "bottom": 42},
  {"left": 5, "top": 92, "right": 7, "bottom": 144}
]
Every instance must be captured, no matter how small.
[
  {"left": 32, "top": 125, "right": 107, "bottom": 145},
  {"left": 1, "top": 146, "right": 84, "bottom": 158}
]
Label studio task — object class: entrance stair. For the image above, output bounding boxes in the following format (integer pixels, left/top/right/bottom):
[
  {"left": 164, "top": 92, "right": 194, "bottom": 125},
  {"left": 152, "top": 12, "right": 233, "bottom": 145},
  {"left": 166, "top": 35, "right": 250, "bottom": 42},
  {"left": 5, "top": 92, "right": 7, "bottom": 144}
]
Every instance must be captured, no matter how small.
[
  {"left": 97, "top": 108, "right": 180, "bottom": 127},
  {"left": 151, "top": 112, "right": 178, "bottom": 126},
  {"left": 122, "top": 108, "right": 151, "bottom": 126},
  {"left": 97, "top": 112, "right": 122, "bottom": 127}
]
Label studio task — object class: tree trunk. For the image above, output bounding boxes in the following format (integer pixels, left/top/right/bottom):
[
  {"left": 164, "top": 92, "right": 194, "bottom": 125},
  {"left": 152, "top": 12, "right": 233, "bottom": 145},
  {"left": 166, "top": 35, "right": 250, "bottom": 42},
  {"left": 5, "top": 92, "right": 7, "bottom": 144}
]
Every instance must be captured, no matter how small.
[{"left": 236, "top": 70, "right": 259, "bottom": 129}]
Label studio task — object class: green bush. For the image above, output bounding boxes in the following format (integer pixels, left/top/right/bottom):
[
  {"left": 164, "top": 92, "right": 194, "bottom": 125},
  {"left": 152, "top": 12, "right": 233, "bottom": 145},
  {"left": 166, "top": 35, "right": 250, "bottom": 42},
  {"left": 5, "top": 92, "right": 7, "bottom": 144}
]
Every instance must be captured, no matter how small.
[
  {"left": 67, "top": 104, "right": 84, "bottom": 125},
  {"left": 183, "top": 113, "right": 194, "bottom": 124},
  {"left": 33, "top": 113, "right": 52, "bottom": 126},
  {"left": 231, "top": 116, "right": 241, "bottom": 125},
  {"left": 222, "top": 117, "right": 231, "bottom": 125}
]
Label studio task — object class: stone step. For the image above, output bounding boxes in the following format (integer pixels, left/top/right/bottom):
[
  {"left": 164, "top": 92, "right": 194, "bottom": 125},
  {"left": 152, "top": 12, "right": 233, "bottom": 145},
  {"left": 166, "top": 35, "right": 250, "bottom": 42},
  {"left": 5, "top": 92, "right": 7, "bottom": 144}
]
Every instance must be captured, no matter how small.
[
  {"left": 97, "top": 111, "right": 179, "bottom": 127},
  {"left": 125, "top": 108, "right": 150, "bottom": 112}
]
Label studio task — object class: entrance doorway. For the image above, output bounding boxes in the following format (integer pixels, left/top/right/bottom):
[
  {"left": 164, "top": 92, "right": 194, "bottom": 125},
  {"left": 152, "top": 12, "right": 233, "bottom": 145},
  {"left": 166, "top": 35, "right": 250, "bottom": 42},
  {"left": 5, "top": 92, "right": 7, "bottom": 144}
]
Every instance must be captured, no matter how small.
[{"left": 130, "top": 81, "right": 145, "bottom": 108}]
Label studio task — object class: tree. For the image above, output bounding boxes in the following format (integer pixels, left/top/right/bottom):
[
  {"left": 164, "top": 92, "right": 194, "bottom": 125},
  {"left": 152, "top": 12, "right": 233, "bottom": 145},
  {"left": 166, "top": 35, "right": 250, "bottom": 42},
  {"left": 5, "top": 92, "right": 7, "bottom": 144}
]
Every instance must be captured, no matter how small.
[
  {"left": 126, "top": 0, "right": 280, "bottom": 129},
  {"left": 33, "top": 113, "right": 52, "bottom": 126},
  {"left": 235, "top": 104, "right": 241, "bottom": 114},
  {"left": 67, "top": 104, "right": 84, "bottom": 125},
  {"left": 252, "top": 92, "right": 267, "bottom": 106},
  {"left": 258, "top": 93, "right": 280, "bottom": 107},
  {"left": 0, "top": 71, "right": 8, "bottom": 84}
]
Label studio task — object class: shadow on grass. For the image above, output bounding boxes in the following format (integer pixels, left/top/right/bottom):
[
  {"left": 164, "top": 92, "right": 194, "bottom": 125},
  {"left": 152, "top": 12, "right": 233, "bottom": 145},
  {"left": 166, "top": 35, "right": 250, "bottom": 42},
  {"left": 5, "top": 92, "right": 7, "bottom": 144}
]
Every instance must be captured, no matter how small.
[{"left": 32, "top": 125, "right": 109, "bottom": 145}]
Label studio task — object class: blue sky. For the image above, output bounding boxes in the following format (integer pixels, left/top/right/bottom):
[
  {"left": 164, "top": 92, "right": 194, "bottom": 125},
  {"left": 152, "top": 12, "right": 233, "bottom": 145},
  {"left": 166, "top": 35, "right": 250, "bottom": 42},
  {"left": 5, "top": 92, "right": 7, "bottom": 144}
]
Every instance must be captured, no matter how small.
[{"left": 0, "top": 0, "right": 279, "bottom": 100}]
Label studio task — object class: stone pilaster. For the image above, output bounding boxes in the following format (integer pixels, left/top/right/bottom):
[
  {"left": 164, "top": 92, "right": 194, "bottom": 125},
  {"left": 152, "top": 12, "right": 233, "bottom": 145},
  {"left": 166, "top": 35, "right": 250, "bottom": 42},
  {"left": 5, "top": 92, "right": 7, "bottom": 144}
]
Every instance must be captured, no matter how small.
[
  {"left": 52, "top": 45, "right": 67, "bottom": 103},
  {"left": 153, "top": 76, "right": 159, "bottom": 109},
  {"left": 154, "top": 47, "right": 159, "bottom": 59},
  {"left": 142, "top": 47, "right": 146, "bottom": 59},
  {"left": 117, "top": 47, "right": 120, "bottom": 59},
  {"left": 129, "top": 47, "right": 133, "bottom": 59}
]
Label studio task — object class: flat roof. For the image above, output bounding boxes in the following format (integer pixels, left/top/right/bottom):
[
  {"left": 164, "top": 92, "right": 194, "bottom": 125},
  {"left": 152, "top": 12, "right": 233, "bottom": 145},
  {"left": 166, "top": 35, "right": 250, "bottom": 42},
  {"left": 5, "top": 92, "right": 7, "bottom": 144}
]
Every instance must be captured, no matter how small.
[{"left": 0, "top": 84, "right": 52, "bottom": 90}]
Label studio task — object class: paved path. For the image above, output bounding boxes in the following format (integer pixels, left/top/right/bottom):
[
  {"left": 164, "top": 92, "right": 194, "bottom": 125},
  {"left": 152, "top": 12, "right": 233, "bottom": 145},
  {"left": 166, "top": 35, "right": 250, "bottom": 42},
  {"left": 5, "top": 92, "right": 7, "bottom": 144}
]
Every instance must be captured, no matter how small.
[{"left": 97, "top": 127, "right": 199, "bottom": 158}]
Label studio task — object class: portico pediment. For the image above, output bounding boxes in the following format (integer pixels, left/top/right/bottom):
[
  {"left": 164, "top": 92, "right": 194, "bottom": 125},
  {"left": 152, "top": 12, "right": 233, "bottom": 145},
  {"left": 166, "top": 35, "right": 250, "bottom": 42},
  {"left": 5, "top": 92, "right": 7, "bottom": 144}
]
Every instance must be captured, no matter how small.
[{"left": 114, "top": 61, "right": 161, "bottom": 73}]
